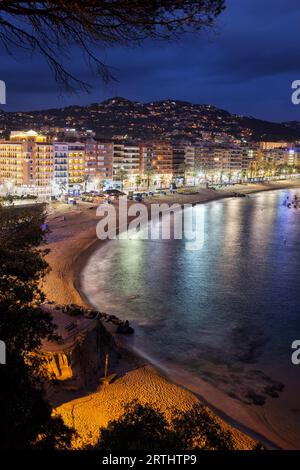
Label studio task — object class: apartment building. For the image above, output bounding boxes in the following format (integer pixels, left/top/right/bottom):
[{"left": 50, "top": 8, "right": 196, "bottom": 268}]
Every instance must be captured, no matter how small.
[
  {"left": 34, "top": 141, "right": 54, "bottom": 187},
  {"left": 140, "top": 141, "right": 173, "bottom": 177},
  {"left": 0, "top": 141, "right": 29, "bottom": 186},
  {"left": 194, "top": 143, "right": 218, "bottom": 172},
  {"left": 112, "top": 143, "right": 140, "bottom": 180},
  {"left": 123, "top": 144, "right": 140, "bottom": 179},
  {"left": 259, "top": 147, "right": 300, "bottom": 168},
  {"left": 259, "top": 142, "right": 292, "bottom": 151},
  {"left": 0, "top": 133, "right": 114, "bottom": 191},
  {"left": 85, "top": 140, "right": 113, "bottom": 181},
  {"left": 218, "top": 146, "right": 250, "bottom": 172},
  {"left": 1, "top": 131, "right": 298, "bottom": 193},
  {"left": 172, "top": 145, "right": 186, "bottom": 177},
  {"left": 184, "top": 145, "right": 195, "bottom": 169},
  {"left": 139, "top": 143, "right": 153, "bottom": 175},
  {"left": 68, "top": 142, "right": 85, "bottom": 186},
  {"left": 290, "top": 148, "right": 300, "bottom": 166},
  {"left": 0, "top": 130, "right": 53, "bottom": 188},
  {"left": 53, "top": 143, "right": 69, "bottom": 189}
]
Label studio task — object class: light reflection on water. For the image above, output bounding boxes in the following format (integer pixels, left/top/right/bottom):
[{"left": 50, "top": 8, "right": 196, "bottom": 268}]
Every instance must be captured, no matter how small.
[{"left": 80, "top": 190, "right": 300, "bottom": 449}]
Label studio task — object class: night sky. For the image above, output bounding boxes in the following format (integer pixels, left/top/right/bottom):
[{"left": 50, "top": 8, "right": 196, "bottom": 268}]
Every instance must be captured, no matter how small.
[{"left": 1, "top": 0, "right": 300, "bottom": 122}]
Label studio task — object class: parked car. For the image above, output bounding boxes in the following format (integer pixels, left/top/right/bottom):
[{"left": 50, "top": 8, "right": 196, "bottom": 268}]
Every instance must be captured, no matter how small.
[
  {"left": 155, "top": 190, "right": 167, "bottom": 196},
  {"left": 68, "top": 197, "right": 77, "bottom": 205},
  {"left": 104, "top": 189, "right": 125, "bottom": 198}
]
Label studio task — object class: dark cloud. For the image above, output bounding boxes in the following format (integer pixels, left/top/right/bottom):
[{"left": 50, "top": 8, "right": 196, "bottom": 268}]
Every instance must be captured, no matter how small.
[{"left": 1, "top": 0, "right": 300, "bottom": 122}]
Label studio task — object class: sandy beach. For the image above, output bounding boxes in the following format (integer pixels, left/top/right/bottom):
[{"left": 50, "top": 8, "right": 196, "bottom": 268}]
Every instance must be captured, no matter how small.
[
  {"left": 43, "top": 179, "right": 300, "bottom": 449},
  {"left": 44, "top": 180, "right": 300, "bottom": 306}
]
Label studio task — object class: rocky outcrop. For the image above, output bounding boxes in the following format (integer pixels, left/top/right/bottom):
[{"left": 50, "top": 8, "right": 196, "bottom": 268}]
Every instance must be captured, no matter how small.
[{"left": 42, "top": 306, "right": 120, "bottom": 389}]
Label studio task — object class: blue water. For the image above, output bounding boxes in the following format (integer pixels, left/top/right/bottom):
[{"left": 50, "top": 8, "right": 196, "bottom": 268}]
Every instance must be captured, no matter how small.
[{"left": 80, "top": 190, "right": 300, "bottom": 449}]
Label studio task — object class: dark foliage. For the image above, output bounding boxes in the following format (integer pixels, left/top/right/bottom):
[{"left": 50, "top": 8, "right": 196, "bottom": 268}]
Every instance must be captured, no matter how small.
[
  {"left": 0, "top": 204, "right": 74, "bottom": 449},
  {"left": 94, "top": 400, "right": 237, "bottom": 451}
]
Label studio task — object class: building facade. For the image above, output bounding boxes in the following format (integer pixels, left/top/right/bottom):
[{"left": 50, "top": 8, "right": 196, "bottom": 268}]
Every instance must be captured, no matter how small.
[
  {"left": 85, "top": 140, "right": 113, "bottom": 182},
  {"left": 68, "top": 142, "right": 85, "bottom": 186},
  {"left": 0, "top": 130, "right": 299, "bottom": 193}
]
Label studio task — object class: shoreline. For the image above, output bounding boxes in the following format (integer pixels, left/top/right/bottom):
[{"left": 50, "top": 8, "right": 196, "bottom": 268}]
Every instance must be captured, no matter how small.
[
  {"left": 43, "top": 179, "right": 300, "bottom": 449},
  {"left": 74, "top": 178, "right": 300, "bottom": 307}
]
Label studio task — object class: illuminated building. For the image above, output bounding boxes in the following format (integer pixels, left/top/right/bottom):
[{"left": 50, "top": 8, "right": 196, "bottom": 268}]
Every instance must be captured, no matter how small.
[
  {"left": 53, "top": 143, "right": 69, "bottom": 190},
  {"left": 35, "top": 142, "right": 54, "bottom": 187},
  {"left": 0, "top": 141, "right": 29, "bottom": 186},
  {"left": 0, "top": 131, "right": 53, "bottom": 189},
  {"left": 259, "top": 142, "right": 292, "bottom": 150},
  {"left": 172, "top": 145, "right": 186, "bottom": 177},
  {"left": 0, "top": 130, "right": 298, "bottom": 193},
  {"left": 85, "top": 140, "right": 113, "bottom": 181},
  {"left": 184, "top": 145, "right": 196, "bottom": 169},
  {"left": 113, "top": 143, "right": 140, "bottom": 181},
  {"left": 140, "top": 142, "right": 173, "bottom": 177},
  {"left": 68, "top": 142, "right": 85, "bottom": 186}
]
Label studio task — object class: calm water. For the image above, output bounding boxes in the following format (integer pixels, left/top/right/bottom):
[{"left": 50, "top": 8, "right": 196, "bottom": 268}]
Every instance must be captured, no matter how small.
[{"left": 80, "top": 190, "right": 300, "bottom": 449}]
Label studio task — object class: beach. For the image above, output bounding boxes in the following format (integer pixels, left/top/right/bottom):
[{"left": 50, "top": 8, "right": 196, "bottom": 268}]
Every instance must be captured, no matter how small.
[
  {"left": 44, "top": 180, "right": 300, "bottom": 306},
  {"left": 43, "top": 179, "right": 300, "bottom": 449}
]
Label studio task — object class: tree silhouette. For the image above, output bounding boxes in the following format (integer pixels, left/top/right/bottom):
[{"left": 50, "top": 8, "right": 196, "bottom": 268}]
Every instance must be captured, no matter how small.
[
  {"left": 94, "top": 400, "right": 239, "bottom": 451},
  {"left": 0, "top": 204, "right": 74, "bottom": 449},
  {"left": 115, "top": 168, "right": 128, "bottom": 188},
  {"left": 0, "top": 1, "right": 225, "bottom": 91},
  {"left": 144, "top": 168, "right": 155, "bottom": 189}
]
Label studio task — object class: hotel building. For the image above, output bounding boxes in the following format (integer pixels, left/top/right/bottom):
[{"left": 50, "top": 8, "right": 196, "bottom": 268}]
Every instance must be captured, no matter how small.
[
  {"left": 53, "top": 143, "right": 69, "bottom": 190},
  {"left": 0, "top": 130, "right": 299, "bottom": 193},
  {"left": 112, "top": 143, "right": 140, "bottom": 181},
  {"left": 85, "top": 140, "right": 113, "bottom": 181},
  {"left": 259, "top": 142, "right": 292, "bottom": 150},
  {"left": 67, "top": 142, "right": 85, "bottom": 186},
  {"left": 34, "top": 141, "right": 54, "bottom": 187},
  {"left": 172, "top": 145, "right": 186, "bottom": 177},
  {"left": 0, "top": 131, "right": 53, "bottom": 189},
  {"left": 140, "top": 141, "right": 174, "bottom": 177},
  {"left": 194, "top": 143, "right": 255, "bottom": 175}
]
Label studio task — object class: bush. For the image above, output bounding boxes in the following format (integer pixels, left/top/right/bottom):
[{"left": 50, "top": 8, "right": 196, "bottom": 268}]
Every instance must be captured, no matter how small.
[{"left": 93, "top": 400, "right": 236, "bottom": 451}]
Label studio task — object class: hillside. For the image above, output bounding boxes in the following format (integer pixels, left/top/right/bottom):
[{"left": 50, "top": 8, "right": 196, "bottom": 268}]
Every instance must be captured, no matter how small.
[{"left": 0, "top": 97, "right": 299, "bottom": 142}]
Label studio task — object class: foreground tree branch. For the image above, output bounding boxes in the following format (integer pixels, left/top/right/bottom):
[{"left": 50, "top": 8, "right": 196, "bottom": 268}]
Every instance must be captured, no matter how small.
[{"left": 0, "top": 0, "right": 225, "bottom": 91}]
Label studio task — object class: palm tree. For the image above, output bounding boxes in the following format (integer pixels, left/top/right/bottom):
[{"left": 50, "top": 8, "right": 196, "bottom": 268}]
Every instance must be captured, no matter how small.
[
  {"left": 241, "top": 169, "right": 248, "bottom": 182},
  {"left": 249, "top": 160, "right": 257, "bottom": 180},
  {"left": 115, "top": 169, "right": 128, "bottom": 190},
  {"left": 201, "top": 166, "right": 211, "bottom": 185},
  {"left": 135, "top": 175, "right": 142, "bottom": 191},
  {"left": 178, "top": 162, "right": 194, "bottom": 185},
  {"left": 257, "top": 160, "right": 268, "bottom": 180},
  {"left": 82, "top": 173, "right": 90, "bottom": 192},
  {"left": 178, "top": 162, "right": 187, "bottom": 184},
  {"left": 185, "top": 164, "right": 195, "bottom": 186},
  {"left": 144, "top": 168, "right": 155, "bottom": 189},
  {"left": 219, "top": 170, "right": 225, "bottom": 184},
  {"left": 264, "top": 162, "right": 273, "bottom": 179},
  {"left": 190, "top": 170, "right": 197, "bottom": 186},
  {"left": 226, "top": 171, "right": 232, "bottom": 184},
  {"left": 59, "top": 181, "right": 67, "bottom": 196},
  {"left": 94, "top": 176, "right": 105, "bottom": 191},
  {"left": 160, "top": 175, "right": 168, "bottom": 189}
]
